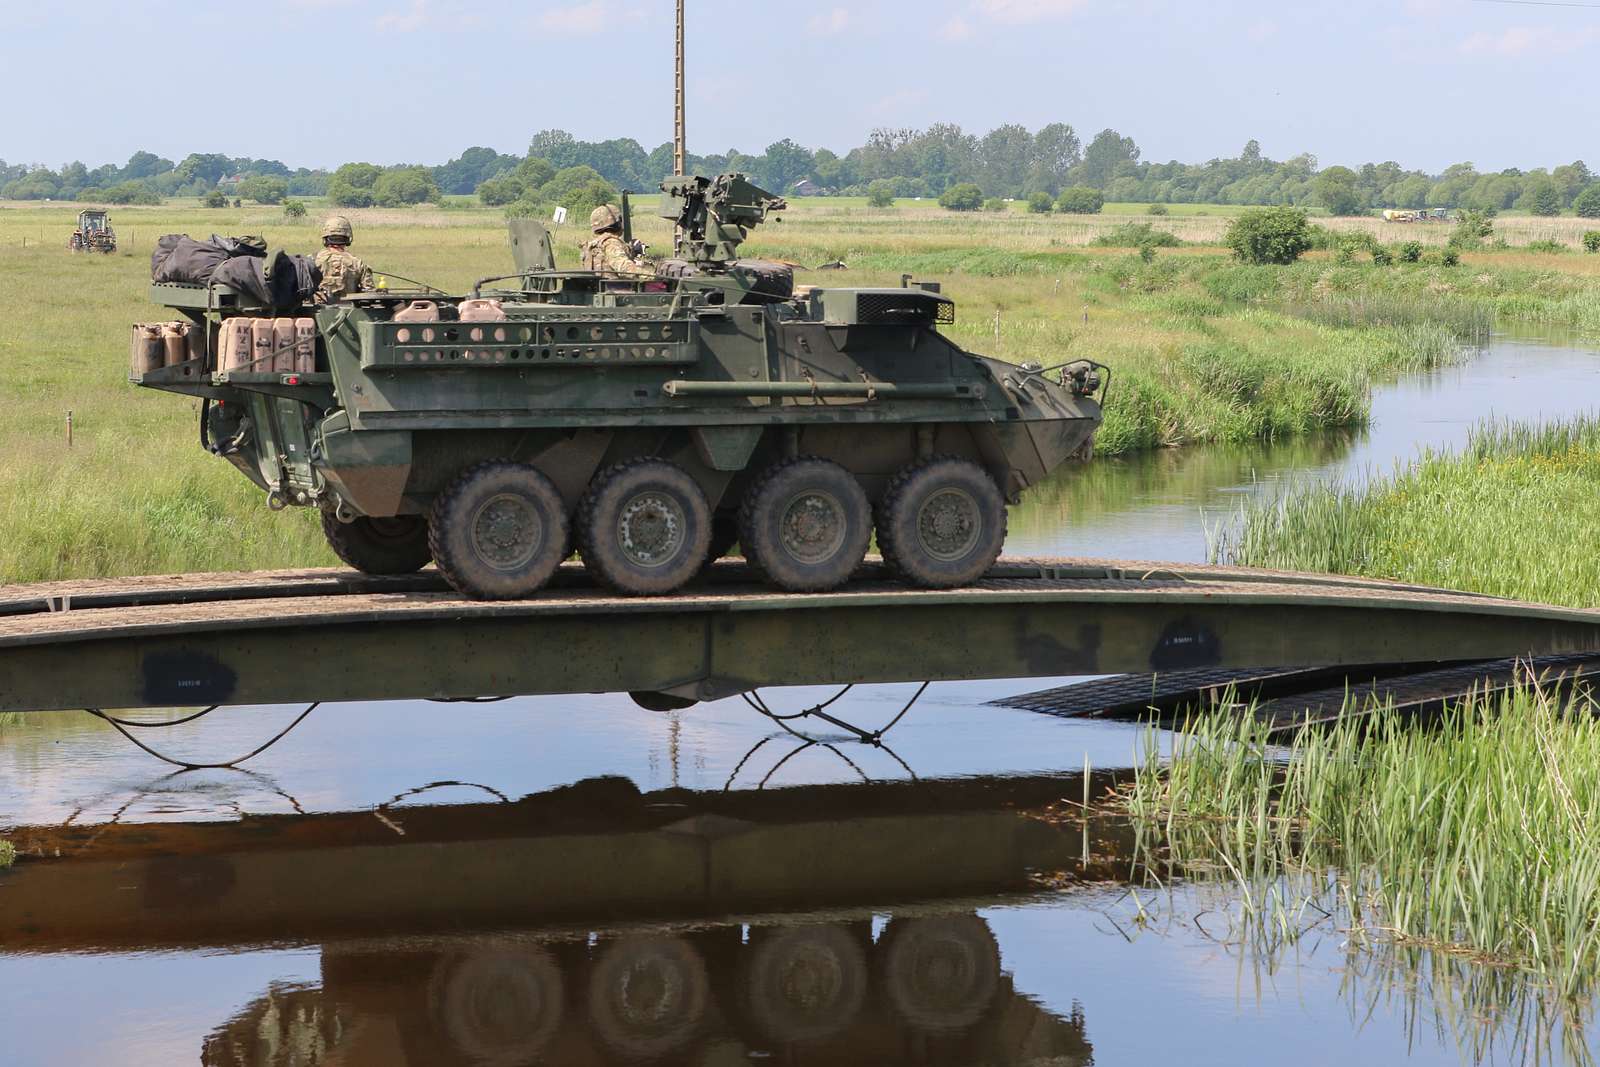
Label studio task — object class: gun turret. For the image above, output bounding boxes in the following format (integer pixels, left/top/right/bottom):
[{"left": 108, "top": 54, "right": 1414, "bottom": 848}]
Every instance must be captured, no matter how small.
[{"left": 659, "top": 173, "right": 786, "bottom": 265}]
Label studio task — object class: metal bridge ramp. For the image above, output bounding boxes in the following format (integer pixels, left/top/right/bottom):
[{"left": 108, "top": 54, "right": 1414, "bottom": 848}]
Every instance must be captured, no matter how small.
[{"left": 2, "top": 558, "right": 1599, "bottom": 713}]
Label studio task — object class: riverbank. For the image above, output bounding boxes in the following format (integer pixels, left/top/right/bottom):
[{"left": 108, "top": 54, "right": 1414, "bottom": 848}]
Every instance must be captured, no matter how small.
[
  {"left": 3, "top": 199, "right": 1598, "bottom": 581},
  {"left": 1217, "top": 416, "right": 1600, "bottom": 607}
]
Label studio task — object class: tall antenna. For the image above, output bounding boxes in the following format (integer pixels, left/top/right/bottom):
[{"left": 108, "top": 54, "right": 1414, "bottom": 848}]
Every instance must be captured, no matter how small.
[{"left": 674, "top": 0, "right": 686, "bottom": 176}]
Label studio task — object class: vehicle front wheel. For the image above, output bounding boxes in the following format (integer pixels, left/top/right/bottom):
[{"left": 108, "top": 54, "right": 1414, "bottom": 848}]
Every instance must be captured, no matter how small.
[
  {"left": 579, "top": 458, "right": 711, "bottom": 595},
  {"left": 428, "top": 461, "right": 569, "bottom": 599},
  {"left": 320, "top": 505, "right": 432, "bottom": 575},
  {"left": 876, "top": 456, "right": 1007, "bottom": 588},
  {"left": 739, "top": 457, "right": 871, "bottom": 592}
]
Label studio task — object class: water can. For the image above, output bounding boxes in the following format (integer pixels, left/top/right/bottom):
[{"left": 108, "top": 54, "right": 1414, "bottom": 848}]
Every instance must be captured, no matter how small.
[
  {"left": 294, "top": 318, "right": 317, "bottom": 374},
  {"left": 273, "top": 318, "right": 296, "bottom": 374},
  {"left": 392, "top": 300, "right": 440, "bottom": 323},
  {"left": 131, "top": 324, "right": 163, "bottom": 375},
  {"left": 161, "top": 323, "right": 186, "bottom": 368},
  {"left": 251, "top": 318, "right": 275, "bottom": 373}
]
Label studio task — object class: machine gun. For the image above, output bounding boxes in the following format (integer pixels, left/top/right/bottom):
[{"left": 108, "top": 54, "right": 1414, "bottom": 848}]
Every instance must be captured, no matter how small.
[{"left": 659, "top": 173, "right": 786, "bottom": 265}]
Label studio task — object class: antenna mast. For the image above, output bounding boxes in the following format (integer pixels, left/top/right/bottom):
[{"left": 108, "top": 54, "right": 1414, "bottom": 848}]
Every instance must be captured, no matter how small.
[{"left": 674, "top": 0, "right": 686, "bottom": 176}]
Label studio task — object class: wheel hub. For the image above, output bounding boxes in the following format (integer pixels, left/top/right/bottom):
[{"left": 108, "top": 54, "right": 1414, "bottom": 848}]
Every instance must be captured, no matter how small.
[
  {"left": 471, "top": 493, "right": 542, "bottom": 570},
  {"left": 916, "top": 487, "right": 981, "bottom": 562},
  {"left": 618, "top": 492, "right": 684, "bottom": 568},
  {"left": 777, "top": 945, "right": 845, "bottom": 1010},
  {"left": 779, "top": 490, "right": 846, "bottom": 564}
]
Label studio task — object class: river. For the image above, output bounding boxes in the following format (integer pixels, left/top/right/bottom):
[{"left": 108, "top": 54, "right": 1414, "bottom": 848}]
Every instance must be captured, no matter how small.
[{"left": 2, "top": 331, "right": 1598, "bottom": 1066}]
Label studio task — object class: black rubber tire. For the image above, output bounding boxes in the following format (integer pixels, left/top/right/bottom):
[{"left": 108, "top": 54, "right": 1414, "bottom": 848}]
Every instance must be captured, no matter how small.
[
  {"left": 320, "top": 505, "right": 432, "bottom": 575},
  {"left": 875, "top": 456, "right": 1007, "bottom": 589},
  {"left": 578, "top": 458, "right": 711, "bottom": 595},
  {"left": 428, "top": 461, "right": 569, "bottom": 599},
  {"left": 739, "top": 457, "right": 872, "bottom": 592}
]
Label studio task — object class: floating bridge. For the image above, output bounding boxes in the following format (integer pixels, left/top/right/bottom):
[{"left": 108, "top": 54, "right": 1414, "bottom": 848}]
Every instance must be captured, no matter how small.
[{"left": 4, "top": 557, "right": 1600, "bottom": 714}]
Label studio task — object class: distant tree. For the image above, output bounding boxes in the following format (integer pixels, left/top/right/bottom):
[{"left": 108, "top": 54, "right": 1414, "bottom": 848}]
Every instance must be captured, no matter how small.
[
  {"left": 1584, "top": 231, "right": 1600, "bottom": 253},
  {"left": 533, "top": 165, "right": 619, "bottom": 214},
  {"left": 327, "top": 162, "right": 382, "bottom": 207},
  {"left": 121, "top": 150, "right": 174, "bottom": 181},
  {"left": 1313, "top": 166, "right": 1363, "bottom": 215},
  {"left": 283, "top": 199, "right": 307, "bottom": 219},
  {"left": 1448, "top": 209, "right": 1494, "bottom": 249},
  {"left": 1027, "top": 191, "right": 1054, "bottom": 213},
  {"left": 1078, "top": 128, "right": 1140, "bottom": 187},
  {"left": 758, "top": 138, "right": 814, "bottom": 193},
  {"left": 434, "top": 146, "right": 518, "bottom": 195},
  {"left": 1055, "top": 186, "right": 1104, "bottom": 214},
  {"left": 1027, "top": 122, "right": 1081, "bottom": 194},
  {"left": 175, "top": 153, "right": 233, "bottom": 187},
  {"left": 373, "top": 166, "right": 441, "bottom": 206},
  {"left": 1397, "top": 240, "right": 1424, "bottom": 263},
  {"left": 477, "top": 176, "right": 524, "bottom": 206},
  {"left": 238, "top": 175, "right": 288, "bottom": 205},
  {"left": 1146, "top": 202, "right": 1169, "bottom": 216},
  {"left": 1516, "top": 175, "right": 1562, "bottom": 217},
  {"left": 203, "top": 189, "right": 228, "bottom": 208},
  {"left": 866, "top": 181, "right": 895, "bottom": 208},
  {"left": 1224, "top": 207, "right": 1313, "bottom": 264},
  {"left": 1574, "top": 184, "right": 1600, "bottom": 218},
  {"left": 104, "top": 181, "right": 161, "bottom": 205},
  {"left": 983, "top": 197, "right": 1007, "bottom": 212},
  {"left": 514, "top": 157, "right": 556, "bottom": 191},
  {"left": 938, "top": 183, "right": 985, "bottom": 211}
]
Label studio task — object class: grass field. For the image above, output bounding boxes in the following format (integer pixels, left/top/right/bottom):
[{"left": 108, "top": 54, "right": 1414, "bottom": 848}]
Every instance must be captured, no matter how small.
[{"left": 3, "top": 195, "right": 1599, "bottom": 582}]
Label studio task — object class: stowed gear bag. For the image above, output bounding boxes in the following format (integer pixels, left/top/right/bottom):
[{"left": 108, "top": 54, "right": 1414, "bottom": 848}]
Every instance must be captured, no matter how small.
[
  {"left": 151, "top": 234, "right": 267, "bottom": 284},
  {"left": 151, "top": 234, "right": 318, "bottom": 308},
  {"left": 212, "top": 250, "right": 320, "bottom": 308}
]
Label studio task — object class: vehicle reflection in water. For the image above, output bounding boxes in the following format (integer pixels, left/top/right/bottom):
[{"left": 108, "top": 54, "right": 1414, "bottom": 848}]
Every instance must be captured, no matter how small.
[
  {"left": 4, "top": 770, "right": 1114, "bottom": 1067},
  {"left": 197, "top": 913, "right": 1090, "bottom": 1067}
]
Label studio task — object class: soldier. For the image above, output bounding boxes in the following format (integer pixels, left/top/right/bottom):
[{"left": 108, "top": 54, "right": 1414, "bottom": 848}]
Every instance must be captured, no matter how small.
[
  {"left": 314, "top": 215, "right": 375, "bottom": 305},
  {"left": 580, "top": 204, "right": 653, "bottom": 276}
]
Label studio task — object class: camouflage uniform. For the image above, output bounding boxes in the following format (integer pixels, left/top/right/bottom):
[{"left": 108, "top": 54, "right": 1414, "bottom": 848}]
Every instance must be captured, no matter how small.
[
  {"left": 581, "top": 232, "right": 654, "bottom": 276},
  {"left": 581, "top": 203, "right": 653, "bottom": 276},
  {"left": 313, "top": 215, "right": 375, "bottom": 305},
  {"left": 313, "top": 246, "right": 375, "bottom": 304}
]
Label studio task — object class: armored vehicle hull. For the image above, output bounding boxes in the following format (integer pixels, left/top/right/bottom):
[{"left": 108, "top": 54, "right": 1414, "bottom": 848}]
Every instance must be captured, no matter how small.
[{"left": 132, "top": 176, "right": 1104, "bottom": 599}]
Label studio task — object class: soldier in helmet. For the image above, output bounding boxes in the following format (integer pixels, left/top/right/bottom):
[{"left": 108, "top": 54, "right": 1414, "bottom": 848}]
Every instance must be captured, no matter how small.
[
  {"left": 314, "top": 215, "right": 375, "bottom": 304},
  {"left": 580, "top": 204, "right": 653, "bottom": 276}
]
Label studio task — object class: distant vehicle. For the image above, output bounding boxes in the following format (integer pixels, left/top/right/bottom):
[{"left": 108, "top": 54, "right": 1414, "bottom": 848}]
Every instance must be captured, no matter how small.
[
  {"left": 69, "top": 209, "right": 116, "bottom": 253},
  {"left": 1381, "top": 209, "right": 1421, "bottom": 223},
  {"left": 1381, "top": 208, "right": 1450, "bottom": 223}
]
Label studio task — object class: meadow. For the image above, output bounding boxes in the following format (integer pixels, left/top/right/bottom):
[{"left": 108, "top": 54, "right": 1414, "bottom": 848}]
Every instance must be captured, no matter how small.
[{"left": 4, "top": 194, "right": 1600, "bottom": 582}]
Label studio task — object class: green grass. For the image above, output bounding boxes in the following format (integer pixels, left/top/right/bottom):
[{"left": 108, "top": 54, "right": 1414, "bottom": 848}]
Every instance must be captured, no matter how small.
[
  {"left": 1216, "top": 416, "right": 1600, "bottom": 607},
  {"left": 0, "top": 196, "right": 1586, "bottom": 582},
  {"left": 1126, "top": 681, "right": 1600, "bottom": 1005},
  {"left": 0, "top": 840, "right": 14, "bottom": 869}
]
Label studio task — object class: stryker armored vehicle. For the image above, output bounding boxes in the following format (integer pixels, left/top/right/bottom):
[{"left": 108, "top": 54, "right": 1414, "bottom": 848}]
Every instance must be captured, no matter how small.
[{"left": 131, "top": 174, "right": 1105, "bottom": 599}]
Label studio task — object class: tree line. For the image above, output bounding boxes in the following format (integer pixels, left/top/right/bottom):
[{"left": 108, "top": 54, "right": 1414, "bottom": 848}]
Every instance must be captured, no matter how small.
[{"left": 6, "top": 125, "right": 1600, "bottom": 217}]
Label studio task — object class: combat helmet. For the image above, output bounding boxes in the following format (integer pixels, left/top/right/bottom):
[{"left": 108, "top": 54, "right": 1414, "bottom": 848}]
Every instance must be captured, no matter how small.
[
  {"left": 322, "top": 215, "right": 355, "bottom": 244},
  {"left": 589, "top": 204, "right": 622, "bottom": 233}
]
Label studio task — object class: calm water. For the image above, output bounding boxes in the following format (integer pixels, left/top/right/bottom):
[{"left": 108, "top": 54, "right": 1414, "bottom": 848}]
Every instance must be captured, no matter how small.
[{"left": 3, "top": 332, "right": 1599, "bottom": 1066}]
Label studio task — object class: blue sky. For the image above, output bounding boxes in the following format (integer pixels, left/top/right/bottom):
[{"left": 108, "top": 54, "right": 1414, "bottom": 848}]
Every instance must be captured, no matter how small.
[{"left": 1, "top": 0, "right": 1592, "bottom": 173}]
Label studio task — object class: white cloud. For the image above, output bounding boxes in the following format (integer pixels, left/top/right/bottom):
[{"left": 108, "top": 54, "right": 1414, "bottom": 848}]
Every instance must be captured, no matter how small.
[
  {"left": 377, "top": 0, "right": 427, "bottom": 32},
  {"left": 537, "top": 0, "right": 610, "bottom": 35},
  {"left": 973, "top": 0, "right": 1086, "bottom": 23},
  {"left": 872, "top": 87, "right": 929, "bottom": 116},
  {"left": 1460, "top": 25, "right": 1598, "bottom": 57},
  {"left": 807, "top": 7, "right": 851, "bottom": 35},
  {"left": 939, "top": 15, "right": 973, "bottom": 41},
  {"left": 1246, "top": 20, "right": 1276, "bottom": 44}
]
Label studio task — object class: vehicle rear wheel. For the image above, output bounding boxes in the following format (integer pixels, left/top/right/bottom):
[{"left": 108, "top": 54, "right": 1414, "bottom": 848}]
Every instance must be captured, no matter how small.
[
  {"left": 320, "top": 505, "right": 432, "bottom": 575},
  {"left": 429, "top": 461, "right": 569, "bottom": 599},
  {"left": 876, "top": 456, "right": 1006, "bottom": 588},
  {"left": 579, "top": 458, "right": 711, "bottom": 595},
  {"left": 739, "top": 457, "right": 871, "bottom": 592}
]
